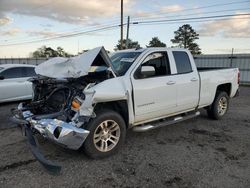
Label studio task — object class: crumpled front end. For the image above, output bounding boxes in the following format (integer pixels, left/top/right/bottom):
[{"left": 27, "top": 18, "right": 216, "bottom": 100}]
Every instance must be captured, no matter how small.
[
  {"left": 10, "top": 45, "right": 128, "bottom": 173},
  {"left": 12, "top": 103, "right": 90, "bottom": 150},
  {"left": 32, "top": 118, "right": 89, "bottom": 150},
  {"left": 11, "top": 102, "right": 91, "bottom": 174}
]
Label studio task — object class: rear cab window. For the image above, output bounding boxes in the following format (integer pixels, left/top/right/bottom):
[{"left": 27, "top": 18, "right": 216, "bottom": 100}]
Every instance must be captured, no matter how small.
[{"left": 173, "top": 51, "right": 192, "bottom": 74}]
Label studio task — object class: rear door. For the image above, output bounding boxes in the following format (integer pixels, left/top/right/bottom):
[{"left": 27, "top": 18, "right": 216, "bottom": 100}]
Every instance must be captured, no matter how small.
[
  {"left": 172, "top": 51, "right": 199, "bottom": 111},
  {"left": 131, "top": 51, "right": 178, "bottom": 123}
]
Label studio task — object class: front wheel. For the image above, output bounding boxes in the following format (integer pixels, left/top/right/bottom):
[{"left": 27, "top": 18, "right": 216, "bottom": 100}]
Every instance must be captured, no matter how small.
[
  {"left": 207, "top": 91, "right": 229, "bottom": 120},
  {"left": 82, "top": 109, "right": 126, "bottom": 159}
]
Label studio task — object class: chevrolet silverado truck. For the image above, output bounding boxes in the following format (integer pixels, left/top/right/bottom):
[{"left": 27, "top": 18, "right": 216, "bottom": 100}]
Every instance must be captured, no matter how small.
[{"left": 11, "top": 47, "right": 239, "bottom": 172}]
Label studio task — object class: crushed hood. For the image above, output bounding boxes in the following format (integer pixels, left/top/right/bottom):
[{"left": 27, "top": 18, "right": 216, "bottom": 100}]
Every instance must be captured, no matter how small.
[{"left": 35, "top": 46, "right": 115, "bottom": 78}]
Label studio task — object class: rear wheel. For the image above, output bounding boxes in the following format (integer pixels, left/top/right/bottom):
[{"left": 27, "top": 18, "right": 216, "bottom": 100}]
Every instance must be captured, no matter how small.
[
  {"left": 82, "top": 109, "right": 126, "bottom": 159},
  {"left": 207, "top": 91, "right": 229, "bottom": 120}
]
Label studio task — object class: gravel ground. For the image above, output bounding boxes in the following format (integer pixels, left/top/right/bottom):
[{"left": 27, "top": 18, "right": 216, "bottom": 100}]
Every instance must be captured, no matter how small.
[{"left": 0, "top": 87, "right": 249, "bottom": 188}]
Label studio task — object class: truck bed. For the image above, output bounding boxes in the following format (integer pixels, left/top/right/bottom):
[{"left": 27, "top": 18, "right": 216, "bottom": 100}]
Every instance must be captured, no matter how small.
[{"left": 198, "top": 67, "right": 239, "bottom": 108}]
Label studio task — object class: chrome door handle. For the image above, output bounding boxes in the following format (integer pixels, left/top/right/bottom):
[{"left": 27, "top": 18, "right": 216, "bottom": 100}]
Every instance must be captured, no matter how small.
[
  {"left": 167, "top": 81, "right": 176, "bottom": 85},
  {"left": 190, "top": 78, "right": 198, "bottom": 82}
]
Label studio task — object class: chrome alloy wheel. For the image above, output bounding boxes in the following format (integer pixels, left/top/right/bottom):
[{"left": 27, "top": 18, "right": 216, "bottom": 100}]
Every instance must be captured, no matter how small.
[
  {"left": 218, "top": 96, "right": 228, "bottom": 116},
  {"left": 93, "top": 120, "right": 121, "bottom": 152}
]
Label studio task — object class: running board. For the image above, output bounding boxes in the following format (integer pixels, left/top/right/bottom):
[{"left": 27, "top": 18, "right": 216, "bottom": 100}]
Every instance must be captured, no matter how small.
[{"left": 133, "top": 111, "right": 200, "bottom": 132}]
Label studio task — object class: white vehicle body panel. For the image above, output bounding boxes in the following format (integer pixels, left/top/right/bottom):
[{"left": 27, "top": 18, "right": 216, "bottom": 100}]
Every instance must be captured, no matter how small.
[
  {"left": 0, "top": 64, "right": 36, "bottom": 102},
  {"left": 198, "top": 68, "right": 239, "bottom": 107},
  {"left": 131, "top": 75, "right": 178, "bottom": 122},
  {"left": 91, "top": 77, "right": 127, "bottom": 103},
  {"left": 0, "top": 77, "right": 32, "bottom": 102}
]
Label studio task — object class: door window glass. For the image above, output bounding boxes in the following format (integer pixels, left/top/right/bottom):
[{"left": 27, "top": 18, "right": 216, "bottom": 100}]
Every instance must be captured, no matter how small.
[
  {"left": 0, "top": 67, "right": 23, "bottom": 79},
  {"left": 173, "top": 51, "right": 192, "bottom": 74},
  {"left": 23, "top": 67, "right": 36, "bottom": 77},
  {"left": 135, "top": 52, "right": 170, "bottom": 79}
]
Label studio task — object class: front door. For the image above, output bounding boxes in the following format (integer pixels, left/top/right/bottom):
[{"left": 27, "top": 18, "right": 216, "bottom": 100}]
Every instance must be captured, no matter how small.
[{"left": 131, "top": 52, "right": 177, "bottom": 123}]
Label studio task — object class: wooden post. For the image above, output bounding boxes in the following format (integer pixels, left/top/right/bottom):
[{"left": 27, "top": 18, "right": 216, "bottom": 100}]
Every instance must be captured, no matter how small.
[{"left": 125, "top": 16, "right": 130, "bottom": 49}]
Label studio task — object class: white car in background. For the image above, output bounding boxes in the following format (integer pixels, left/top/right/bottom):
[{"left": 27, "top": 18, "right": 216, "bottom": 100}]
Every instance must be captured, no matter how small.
[{"left": 0, "top": 64, "right": 36, "bottom": 103}]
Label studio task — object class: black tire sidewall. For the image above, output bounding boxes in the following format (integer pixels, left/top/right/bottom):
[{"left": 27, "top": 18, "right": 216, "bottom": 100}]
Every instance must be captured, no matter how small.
[
  {"left": 208, "top": 91, "right": 229, "bottom": 120},
  {"left": 83, "top": 109, "right": 126, "bottom": 159}
]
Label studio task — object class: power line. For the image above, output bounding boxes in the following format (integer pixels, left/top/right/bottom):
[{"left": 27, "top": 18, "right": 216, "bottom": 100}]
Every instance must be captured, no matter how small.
[
  {"left": 132, "top": 0, "right": 250, "bottom": 20},
  {"left": 0, "top": 21, "right": 120, "bottom": 43},
  {"left": 0, "top": 25, "right": 120, "bottom": 46},
  {"left": 131, "top": 17, "right": 250, "bottom": 26},
  {"left": 131, "top": 13, "right": 250, "bottom": 24},
  {"left": 132, "top": 7, "right": 250, "bottom": 22}
]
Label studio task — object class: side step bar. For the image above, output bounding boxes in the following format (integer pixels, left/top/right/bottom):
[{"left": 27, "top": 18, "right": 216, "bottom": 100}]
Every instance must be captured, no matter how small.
[{"left": 133, "top": 111, "right": 200, "bottom": 132}]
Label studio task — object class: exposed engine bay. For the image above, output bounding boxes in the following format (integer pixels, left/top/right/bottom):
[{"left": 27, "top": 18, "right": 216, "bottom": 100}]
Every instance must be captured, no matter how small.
[
  {"left": 24, "top": 68, "right": 113, "bottom": 126},
  {"left": 20, "top": 46, "right": 114, "bottom": 127}
]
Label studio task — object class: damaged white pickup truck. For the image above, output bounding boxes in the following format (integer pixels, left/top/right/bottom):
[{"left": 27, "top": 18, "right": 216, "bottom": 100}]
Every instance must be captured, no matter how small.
[{"left": 12, "top": 46, "right": 239, "bottom": 172}]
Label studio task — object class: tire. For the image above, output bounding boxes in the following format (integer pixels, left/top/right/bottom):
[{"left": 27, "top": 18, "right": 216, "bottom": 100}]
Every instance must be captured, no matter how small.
[
  {"left": 207, "top": 91, "right": 229, "bottom": 120},
  {"left": 82, "top": 109, "right": 126, "bottom": 159}
]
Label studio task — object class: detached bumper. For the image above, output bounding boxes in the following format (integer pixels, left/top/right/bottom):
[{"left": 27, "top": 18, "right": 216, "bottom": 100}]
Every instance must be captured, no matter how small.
[
  {"left": 32, "top": 118, "right": 89, "bottom": 150},
  {"left": 12, "top": 107, "right": 89, "bottom": 150},
  {"left": 11, "top": 103, "right": 90, "bottom": 173}
]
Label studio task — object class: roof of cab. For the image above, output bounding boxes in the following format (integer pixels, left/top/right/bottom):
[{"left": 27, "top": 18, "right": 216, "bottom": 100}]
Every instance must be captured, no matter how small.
[
  {"left": 114, "top": 48, "right": 147, "bottom": 53},
  {"left": 113, "top": 47, "right": 186, "bottom": 53}
]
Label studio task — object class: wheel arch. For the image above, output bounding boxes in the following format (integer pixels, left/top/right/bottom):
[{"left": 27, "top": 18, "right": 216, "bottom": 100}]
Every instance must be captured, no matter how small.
[
  {"left": 216, "top": 83, "right": 232, "bottom": 96},
  {"left": 93, "top": 100, "right": 129, "bottom": 128}
]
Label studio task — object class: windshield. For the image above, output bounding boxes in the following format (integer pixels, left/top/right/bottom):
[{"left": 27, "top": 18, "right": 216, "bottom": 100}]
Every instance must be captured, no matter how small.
[{"left": 110, "top": 52, "right": 141, "bottom": 76}]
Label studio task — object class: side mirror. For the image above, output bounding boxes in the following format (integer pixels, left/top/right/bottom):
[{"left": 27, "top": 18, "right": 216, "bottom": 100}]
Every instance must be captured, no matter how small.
[
  {"left": 0, "top": 75, "right": 4, "bottom": 80},
  {"left": 141, "top": 66, "right": 155, "bottom": 78}
]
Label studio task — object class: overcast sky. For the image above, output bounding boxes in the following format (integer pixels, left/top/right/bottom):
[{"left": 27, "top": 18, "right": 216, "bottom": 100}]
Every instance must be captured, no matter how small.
[{"left": 0, "top": 0, "right": 249, "bottom": 57}]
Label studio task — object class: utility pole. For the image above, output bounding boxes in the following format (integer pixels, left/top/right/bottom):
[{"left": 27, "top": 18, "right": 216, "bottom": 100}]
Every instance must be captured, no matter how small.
[
  {"left": 125, "top": 16, "right": 130, "bottom": 49},
  {"left": 120, "top": 0, "right": 123, "bottom": 50}
]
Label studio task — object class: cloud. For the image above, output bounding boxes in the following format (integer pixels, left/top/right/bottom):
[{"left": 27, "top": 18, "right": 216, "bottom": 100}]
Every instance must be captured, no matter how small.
[
  {"left": 198, "top": 14, "right": 250, "bottom": 38},
  {"left": 26, "top": 29, "right": 105, "bottom": 38},
  {"left": 0, "top": 15, "right": 11, "bottom": 26},
  {"left": 27, "top": 30, "right": 60, "bottom": 38},
  {"left": 160, "top": 5, "right": 183, "bottom": 13},
  {"left": 133, "top": 10, "right": 152, "bottom": 18},
  {"left": 133, "top": 4, "right": 184, "bottom": 18},
  {"left": 40, "top": 23, "right": 53, "bottom": 28},
  {"left": 1, "top": 28, "right": 21, "bottom": 36},
  {"left": 0, "top": 0, "right": 131, "bottom": 24}
]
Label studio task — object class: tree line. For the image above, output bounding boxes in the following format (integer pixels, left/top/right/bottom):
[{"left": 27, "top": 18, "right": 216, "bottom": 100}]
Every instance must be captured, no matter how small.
[
  {"left": 32, "top": 46, "right": 72, "bottom": 58},
  {"left": 32, "top": 24, "right": 201, "bottom": 58}
]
